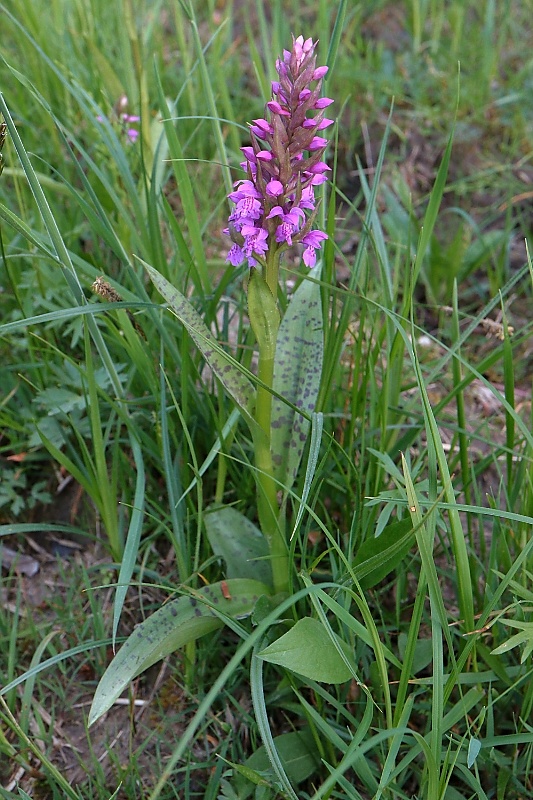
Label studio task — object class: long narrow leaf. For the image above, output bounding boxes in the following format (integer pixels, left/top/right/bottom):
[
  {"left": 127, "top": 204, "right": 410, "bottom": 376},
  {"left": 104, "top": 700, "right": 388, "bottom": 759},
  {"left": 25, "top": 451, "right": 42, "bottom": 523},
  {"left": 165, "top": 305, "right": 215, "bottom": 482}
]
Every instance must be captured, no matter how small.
[{"left": 142, "top": 259, "right": 256, "bottom": 419}]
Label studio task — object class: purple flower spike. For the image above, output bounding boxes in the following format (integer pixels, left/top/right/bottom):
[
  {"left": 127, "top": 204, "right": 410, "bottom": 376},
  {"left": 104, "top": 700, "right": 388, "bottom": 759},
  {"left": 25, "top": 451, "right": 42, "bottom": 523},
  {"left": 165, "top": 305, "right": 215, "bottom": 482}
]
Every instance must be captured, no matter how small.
[{"left": 225, "top": 34, "right": 334, "bottom": 270}]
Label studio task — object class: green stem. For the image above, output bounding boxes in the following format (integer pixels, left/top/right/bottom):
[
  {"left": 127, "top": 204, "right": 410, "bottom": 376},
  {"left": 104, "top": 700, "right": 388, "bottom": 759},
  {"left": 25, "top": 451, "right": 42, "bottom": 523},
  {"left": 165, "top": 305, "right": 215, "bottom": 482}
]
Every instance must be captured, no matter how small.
[
  {"left": 255, "top": 349, "right": 288, "bottom": 595},
  {"left": 247, "top": 252, "right": 289, "bottom": 594},
  {"left": 264, "top": 240, "right": 280, "bottom": 298}
]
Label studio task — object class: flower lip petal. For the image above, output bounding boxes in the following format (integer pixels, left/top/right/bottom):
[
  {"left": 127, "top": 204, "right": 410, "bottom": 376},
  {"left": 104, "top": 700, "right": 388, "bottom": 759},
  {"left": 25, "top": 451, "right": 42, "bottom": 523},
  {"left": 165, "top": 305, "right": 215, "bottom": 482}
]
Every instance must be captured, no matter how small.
[
  {"left": 302, "top": 246, "right": 318, "bottom": 268},
  {"left": 275, "top": 222, "right": 295, "bottom": 245},
  {"left": 227, "top": 244, "right": 245, "bottom": 266}
]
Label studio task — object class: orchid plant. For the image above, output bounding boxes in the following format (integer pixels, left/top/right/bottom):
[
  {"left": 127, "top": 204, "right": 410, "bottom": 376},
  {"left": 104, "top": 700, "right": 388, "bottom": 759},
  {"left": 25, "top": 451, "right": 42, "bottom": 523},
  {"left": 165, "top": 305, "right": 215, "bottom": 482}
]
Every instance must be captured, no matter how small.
[
  {"left": 89, "top": 36, "right": 350, "bottom": 736},
  {"left": 224, "top": 34, "right": 333, "bottom": 596}
]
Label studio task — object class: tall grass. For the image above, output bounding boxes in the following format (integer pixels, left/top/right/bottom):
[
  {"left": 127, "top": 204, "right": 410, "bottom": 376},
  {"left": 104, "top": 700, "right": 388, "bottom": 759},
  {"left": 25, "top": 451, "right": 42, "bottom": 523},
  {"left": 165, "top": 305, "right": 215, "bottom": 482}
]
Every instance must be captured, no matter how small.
[{"left": 1, "top": 0, "right": 532, "bottom": 798}]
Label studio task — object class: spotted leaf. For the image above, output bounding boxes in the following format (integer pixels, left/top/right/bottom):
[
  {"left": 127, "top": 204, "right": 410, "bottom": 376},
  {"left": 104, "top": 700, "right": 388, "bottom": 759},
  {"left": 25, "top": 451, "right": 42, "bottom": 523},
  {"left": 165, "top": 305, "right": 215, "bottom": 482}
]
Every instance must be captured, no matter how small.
[{"left": 271, "top": 270, "right": 323, "bottom": 493}]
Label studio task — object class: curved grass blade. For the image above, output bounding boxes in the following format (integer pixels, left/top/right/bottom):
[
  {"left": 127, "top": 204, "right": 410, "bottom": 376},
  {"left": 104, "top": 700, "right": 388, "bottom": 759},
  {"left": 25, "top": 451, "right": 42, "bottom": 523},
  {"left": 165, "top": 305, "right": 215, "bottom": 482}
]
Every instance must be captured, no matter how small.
[
  {"left": 141, "top": 259, "right": 256, "bottom": 422},
  {"left": 112, "top": 435, "right": 145, "bottom": 645}
]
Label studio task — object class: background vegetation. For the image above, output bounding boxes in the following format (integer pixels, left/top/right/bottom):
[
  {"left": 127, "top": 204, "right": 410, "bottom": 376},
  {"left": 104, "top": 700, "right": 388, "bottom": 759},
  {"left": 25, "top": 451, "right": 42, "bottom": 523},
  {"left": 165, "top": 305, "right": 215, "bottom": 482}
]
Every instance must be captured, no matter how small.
[{"left": 0, "top": 0, "right": 532, "bottom": 798}]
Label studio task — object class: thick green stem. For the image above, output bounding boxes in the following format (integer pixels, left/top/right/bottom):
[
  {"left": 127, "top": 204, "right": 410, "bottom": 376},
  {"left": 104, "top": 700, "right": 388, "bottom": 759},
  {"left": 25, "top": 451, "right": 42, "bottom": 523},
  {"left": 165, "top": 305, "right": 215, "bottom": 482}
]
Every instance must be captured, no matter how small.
[
  {"left": 254, "top": 351, "right": 288, "bottom": 595},
  {"left": 264, "top": 242, "right": 280, "bottom": 298},
  {"left": 247, "top": 255, "right": 289, "bottom": 595}
]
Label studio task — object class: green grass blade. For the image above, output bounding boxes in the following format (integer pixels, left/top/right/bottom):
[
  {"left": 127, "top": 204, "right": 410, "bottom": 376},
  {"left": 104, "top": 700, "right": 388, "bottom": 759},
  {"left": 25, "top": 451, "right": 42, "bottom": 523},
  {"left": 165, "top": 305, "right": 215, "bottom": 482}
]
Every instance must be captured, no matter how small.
[{"left": 112, "top": 435, "right": 146, "bottom": 645}]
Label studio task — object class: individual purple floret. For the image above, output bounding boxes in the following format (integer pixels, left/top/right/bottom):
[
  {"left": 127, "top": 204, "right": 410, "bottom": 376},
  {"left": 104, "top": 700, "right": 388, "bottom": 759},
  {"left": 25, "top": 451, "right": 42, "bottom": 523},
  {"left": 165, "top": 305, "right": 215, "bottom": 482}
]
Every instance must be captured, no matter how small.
[{"left": 225, "top": 35, "right": 333, "bottom": 270}]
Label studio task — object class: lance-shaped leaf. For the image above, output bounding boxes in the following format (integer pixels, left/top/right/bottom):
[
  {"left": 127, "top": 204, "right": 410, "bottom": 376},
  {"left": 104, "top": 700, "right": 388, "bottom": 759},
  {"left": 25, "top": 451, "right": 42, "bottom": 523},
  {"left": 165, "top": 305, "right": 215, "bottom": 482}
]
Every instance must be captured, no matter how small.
[
  {"left": 205, "top": 505, "right": 272, "bottom": 587},
  {"left": 89, "top": 578, "right": 271, "bottom": 725},
  {"left": 258, "top": 616, "right": 355, "bottom": 683},
  {"left": 231, "top": 729, "right": 320, "bottom": 799},
  {"left": 271, "top": 271, "right": 323, "bottom": 492},
  {"left": 141, "top": 260, "right": 255, "bottom": 418}
]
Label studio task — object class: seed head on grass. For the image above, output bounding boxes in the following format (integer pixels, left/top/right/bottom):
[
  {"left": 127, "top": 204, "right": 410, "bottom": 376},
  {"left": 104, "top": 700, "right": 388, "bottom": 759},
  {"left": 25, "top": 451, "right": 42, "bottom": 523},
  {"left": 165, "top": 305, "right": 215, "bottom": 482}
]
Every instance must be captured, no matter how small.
[
  {"left": 225, "top": 35, "right": 334, "bottom": 269},
  {"left": 0, "top": 121, "right": 7, "bottom": 177}
]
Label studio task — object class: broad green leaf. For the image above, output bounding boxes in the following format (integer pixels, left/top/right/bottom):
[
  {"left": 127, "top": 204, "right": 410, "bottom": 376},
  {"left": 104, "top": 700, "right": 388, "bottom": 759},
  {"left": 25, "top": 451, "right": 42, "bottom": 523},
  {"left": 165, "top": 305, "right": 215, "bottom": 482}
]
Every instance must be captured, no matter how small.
[
  {"left": 398, "top": 633, "right": 433, "bottom": 674},
  {"left": 258, "top": 616, "right": 354, "bottom": 683},
  {"left": 205, "top": 505, "right": 272, "bottom": 586},
  {"left": 89, "top": 579, "right": 270, "bottom": 725},
  {"left": 445, "top": 788, "right": 475, "bottom": 800},
  {"left": 252, "top": 594, "right": 282, "bottom": 626},
  {"left": 352, "top": 517, "right": 414, "bottom": 589},
  {"left": 231, "top": 730, "right": 320, "bottom": 799},
  {"left": 141, "top": 260, "right": 255, "bottom": 417},
  {"left": 271, "top": 271, "right": 323, "bottom": 492}
]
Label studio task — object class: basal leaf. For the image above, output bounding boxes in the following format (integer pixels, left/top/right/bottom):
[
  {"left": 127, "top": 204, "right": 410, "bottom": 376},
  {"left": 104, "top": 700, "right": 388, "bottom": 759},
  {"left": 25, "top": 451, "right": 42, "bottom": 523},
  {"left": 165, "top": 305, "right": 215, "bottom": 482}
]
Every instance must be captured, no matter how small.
[
  {"left": 258, "top": 616, "right": 354, "bottom": 683},
  {"left": 271, "top": 271, "right": 323, "bottom": 492},
  {"left": 352, "top": 517, "right": 414, "bottom": 589},
  {"left": 205, "top": 505, "right": 272, "bottom": 587},
  {"left": 89, "top": 578, "right": 270, "bottom": 725},
  {"left": 398, "top": 633, "right": 433, "bottom": 674},
  {"left": 232, "top": 729, "right": 320, "bottom": 799}
]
